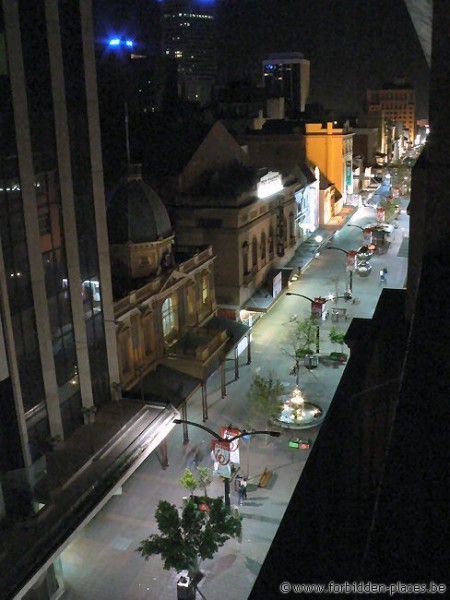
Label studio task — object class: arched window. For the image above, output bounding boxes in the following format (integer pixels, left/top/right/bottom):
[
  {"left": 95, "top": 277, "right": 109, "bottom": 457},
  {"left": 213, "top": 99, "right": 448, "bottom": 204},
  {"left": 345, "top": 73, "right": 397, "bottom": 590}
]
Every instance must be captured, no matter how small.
[
  {"left": 252, "top": 237, "right": 258, "bottom": 268},
  {"left": 162, "top": 296, "right": 177, "bottom": 340},
  {"left": 261, "top": 231, "right": 266, "bottom": 260}
]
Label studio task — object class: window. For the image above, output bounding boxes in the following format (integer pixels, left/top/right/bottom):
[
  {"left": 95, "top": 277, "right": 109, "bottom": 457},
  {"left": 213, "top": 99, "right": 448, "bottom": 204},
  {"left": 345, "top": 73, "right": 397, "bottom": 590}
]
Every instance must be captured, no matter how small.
[
  {"left": 252, "top": 237, "right": 258, "bottom": 268},
  {"left": 38, "top": 212, "right": 51, "bottom": 235},
  {"left": 201, "top": 272, "right": 209, "bottom": 304},
  {"left": 162, "top": 296, "right": 177, "bottom": 339},
  {"left": 289, "top": 213, "right": 295, "bottom": 241},
  {"left": 186, "top": 284, "right": 196, "bottom": 322},
  {"left": 261, "top": 231, "right": 266, "bottom": 260},
  {"left": 268, "top": 226, "right": 274, "bottom": 257},
  {"left": 242, "top": 241, "right": 249, "bottom": 274}
]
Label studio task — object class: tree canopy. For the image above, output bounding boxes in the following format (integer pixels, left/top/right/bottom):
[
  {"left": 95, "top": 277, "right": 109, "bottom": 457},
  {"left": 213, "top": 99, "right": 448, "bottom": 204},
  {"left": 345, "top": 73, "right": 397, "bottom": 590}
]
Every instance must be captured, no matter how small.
[{"left": 137, "top": 498, "right": 242, "bottom": 578}]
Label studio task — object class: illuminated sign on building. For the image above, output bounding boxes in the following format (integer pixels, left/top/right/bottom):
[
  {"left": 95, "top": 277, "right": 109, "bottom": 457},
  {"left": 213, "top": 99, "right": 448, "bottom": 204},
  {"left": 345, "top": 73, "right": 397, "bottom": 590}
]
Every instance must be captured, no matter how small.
[{"left": 257, "top": 171, "right": 283, "bottom": 199}]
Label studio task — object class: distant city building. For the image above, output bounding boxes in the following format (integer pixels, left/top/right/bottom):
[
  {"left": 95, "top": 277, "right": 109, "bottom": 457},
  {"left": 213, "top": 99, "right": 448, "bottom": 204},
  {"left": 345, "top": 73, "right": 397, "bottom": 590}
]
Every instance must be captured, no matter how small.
[
  {"left": 366, "top": 78, "right": 416, "bottom": 144},
  {"left": 262, "top": 52, "right": 310, "bottom": 116},
  {"left": 160, "top": 0, "right": 217, "bottom": 105}
]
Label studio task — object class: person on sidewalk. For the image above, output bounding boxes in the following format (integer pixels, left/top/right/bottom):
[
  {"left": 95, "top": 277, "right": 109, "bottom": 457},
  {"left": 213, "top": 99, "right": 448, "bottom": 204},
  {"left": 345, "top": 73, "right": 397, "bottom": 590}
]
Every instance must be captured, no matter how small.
[
  {"left": 238, "top": 478, "right": 247, "bottom": 504},
  {"left": 379, "top": 268, "right": 388, "bottom": 285}
]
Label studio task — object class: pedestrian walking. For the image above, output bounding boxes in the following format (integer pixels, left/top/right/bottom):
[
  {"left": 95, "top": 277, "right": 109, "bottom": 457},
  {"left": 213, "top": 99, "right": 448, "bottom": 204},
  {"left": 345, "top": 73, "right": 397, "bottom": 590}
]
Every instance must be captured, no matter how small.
[
  {"left": 379, "top": 268, "right": 387, "bottom": 284},
  {"left": 238, "top": 478, "right": 248, "bottom": 504}
]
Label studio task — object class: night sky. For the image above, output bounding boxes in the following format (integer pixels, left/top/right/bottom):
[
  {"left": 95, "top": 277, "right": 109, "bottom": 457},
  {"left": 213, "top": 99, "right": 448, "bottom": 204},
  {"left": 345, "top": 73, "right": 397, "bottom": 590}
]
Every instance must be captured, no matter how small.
[{"left": 93, "top": 0, "right": 430, "bottom": 118}]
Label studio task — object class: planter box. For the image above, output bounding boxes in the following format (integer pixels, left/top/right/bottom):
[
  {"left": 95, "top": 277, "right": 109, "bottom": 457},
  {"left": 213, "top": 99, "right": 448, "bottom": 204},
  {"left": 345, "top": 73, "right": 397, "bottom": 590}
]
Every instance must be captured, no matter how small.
[
  {"left": 329, "top": 352, "right": 347, "bottom": 362},
  {"left": 289, "top": 438, "right": 311, "bottom": 449}
]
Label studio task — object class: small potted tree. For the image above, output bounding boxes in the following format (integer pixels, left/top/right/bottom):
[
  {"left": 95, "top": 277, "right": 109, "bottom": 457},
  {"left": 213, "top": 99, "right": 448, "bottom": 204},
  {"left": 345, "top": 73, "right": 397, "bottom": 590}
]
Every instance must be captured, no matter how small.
[
  {"left": 196, "top": 467, "right": 213, "bottom": 498},
  {"left": 179, "top": 468, "right": 198, "bottom": 499},
  {"left": 137, "top": 498, "right": 242, "bottom": 599},
  {"left": 283, "top": 316, "right": 320, "bottom": 379},
  {"left": 329, "top": 325, "right": 347, "bottom": 362}
]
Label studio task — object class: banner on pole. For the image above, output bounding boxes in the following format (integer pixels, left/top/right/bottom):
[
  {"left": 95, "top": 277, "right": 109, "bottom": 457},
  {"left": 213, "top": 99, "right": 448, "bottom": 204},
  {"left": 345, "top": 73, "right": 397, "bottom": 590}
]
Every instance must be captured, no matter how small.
[
  {"left": 212, "top": 440, "right": 231, "bottom": 478},
  {"left": 220, "top": 426, "right": 240, "bottom": 464}
]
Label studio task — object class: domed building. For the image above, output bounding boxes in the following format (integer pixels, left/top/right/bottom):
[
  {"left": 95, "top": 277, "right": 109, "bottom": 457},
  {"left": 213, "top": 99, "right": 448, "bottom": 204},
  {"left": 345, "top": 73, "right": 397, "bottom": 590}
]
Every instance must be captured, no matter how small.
[{"left": 107, "top": 164, "right": 175, "bottom": 296}]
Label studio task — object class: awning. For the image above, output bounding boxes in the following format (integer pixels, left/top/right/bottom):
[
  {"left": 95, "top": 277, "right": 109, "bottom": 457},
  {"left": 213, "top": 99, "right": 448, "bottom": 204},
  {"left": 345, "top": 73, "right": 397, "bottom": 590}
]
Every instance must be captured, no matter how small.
[
  {"left": 243, "top": 268, "right": 293, "bottom": 313},
  {"left": 124, "top": 365, "right": 201, "bottom": 409},
  {"left": 203, "top": 315, "right": 250, "bottom": 353}
]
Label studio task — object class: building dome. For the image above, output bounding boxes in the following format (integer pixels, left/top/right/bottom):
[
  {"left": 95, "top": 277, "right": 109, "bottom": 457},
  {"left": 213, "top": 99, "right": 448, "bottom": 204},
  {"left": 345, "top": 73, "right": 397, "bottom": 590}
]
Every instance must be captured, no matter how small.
[{"left": 107, "top": 167, "right": 172, "bottom": 244}]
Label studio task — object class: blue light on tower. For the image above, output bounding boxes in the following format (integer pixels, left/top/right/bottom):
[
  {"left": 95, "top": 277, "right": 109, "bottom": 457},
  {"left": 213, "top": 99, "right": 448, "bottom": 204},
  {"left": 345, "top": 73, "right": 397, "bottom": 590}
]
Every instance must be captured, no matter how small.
[
  {"left": 157, "top": 0, "right": 215, "bottom": 4},
  {"left": 108, "top": 38, "right": 134, "bottom": 49}
]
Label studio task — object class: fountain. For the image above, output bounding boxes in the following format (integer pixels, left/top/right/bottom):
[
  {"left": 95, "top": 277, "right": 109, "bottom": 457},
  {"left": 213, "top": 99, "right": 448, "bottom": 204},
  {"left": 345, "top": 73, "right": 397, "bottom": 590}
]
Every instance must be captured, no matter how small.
[{"left": 277, "top": 386, "right": 324, "bottom": 430}]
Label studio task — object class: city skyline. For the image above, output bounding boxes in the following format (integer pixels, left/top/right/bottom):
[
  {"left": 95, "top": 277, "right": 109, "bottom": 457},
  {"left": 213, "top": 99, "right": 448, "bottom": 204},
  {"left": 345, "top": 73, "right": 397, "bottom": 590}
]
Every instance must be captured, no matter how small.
[{"left": 94, "top": 0, "right": 430, "bottom": 118}]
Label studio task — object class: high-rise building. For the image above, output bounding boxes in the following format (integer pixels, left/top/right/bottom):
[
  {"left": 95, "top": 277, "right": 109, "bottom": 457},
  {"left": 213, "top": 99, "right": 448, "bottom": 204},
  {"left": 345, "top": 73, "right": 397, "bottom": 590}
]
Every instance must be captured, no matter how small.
[
  {"left": 367, "top": 78, "right": 416, "bottom": 143},
  {"left": 0, "top": 0, "right": 118, "bottom": 522},
  {"left": 160, "top": 0, "right": 217, "bottom": 105},
  {"left": 262, "top": 52, "right": 310, "bottom": 116}
]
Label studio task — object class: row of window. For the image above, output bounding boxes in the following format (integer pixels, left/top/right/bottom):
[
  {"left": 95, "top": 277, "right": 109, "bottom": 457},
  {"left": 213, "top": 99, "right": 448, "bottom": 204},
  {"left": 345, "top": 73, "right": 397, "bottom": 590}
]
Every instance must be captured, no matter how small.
[{"left": 242, "top": 215, "right": 295, "bottom": 275}]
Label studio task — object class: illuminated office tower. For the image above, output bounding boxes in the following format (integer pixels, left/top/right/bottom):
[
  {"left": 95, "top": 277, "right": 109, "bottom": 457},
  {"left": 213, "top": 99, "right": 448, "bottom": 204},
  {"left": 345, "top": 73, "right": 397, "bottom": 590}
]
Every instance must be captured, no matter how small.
[
  {"left": 160, "top": 0, "right": 217, "bottom": 105},
  {"left": 262, "top": 52, "right": 310, "bottom": 116},
  {"left": 367, "top": 78, "right": 416, "bottom": 143},
  {"left": 0, "top": 0, "right": 118, "bottom": 518}
]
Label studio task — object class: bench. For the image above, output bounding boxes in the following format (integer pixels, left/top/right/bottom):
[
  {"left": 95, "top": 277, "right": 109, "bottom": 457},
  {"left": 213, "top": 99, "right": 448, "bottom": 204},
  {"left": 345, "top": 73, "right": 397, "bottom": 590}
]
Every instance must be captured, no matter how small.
[{"left": 258, "top": 468, "right": 273, "bottom": 489}]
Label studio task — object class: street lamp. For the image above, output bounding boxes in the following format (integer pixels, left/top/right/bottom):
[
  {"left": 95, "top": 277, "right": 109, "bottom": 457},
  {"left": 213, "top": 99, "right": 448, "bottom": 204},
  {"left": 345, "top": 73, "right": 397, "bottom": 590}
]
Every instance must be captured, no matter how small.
[
  {"left": 346, "top": 224, "right": 366, "bottom": 231},
  {"left": 286, "top": 292, "right": 328, "bottom": 324},
  {"left": 327, "top": 246, "right": 357, "bottom": 293},
  {"left": 173, "top": 419, "right": 280, "bottom": 508}
]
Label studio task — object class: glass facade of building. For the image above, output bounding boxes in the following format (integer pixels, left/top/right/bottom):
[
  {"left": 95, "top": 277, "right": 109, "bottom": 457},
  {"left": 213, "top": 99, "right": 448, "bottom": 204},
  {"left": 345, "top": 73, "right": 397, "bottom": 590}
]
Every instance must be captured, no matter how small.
[{"left": 0, "top": 0, "right": 113, "bottom": 472}]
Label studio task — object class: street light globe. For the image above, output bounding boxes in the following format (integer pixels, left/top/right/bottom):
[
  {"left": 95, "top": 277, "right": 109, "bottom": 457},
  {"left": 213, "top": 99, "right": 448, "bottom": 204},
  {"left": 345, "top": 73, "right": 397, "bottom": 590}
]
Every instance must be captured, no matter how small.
[{"left": 314, "top": 235, "right": 323, "bottom": 243}]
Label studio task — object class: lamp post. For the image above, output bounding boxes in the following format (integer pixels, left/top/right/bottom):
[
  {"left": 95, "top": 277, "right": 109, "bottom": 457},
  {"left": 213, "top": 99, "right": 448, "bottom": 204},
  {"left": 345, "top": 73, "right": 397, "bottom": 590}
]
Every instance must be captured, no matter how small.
[
  {"left": 286, "top": 292, "right": 328, "bottom": 324},
  {"left": 173, "top": 419, "right": 280, "bottom": 508},
  {"left": 327, "top": 246, "right": 358, "bottom": 294}
]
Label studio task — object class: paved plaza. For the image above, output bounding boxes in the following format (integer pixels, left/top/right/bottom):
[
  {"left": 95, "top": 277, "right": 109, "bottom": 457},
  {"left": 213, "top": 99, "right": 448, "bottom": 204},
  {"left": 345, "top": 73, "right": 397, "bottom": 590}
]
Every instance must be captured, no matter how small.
[{"left": 60, "top": 201, "right": 410, "bottom": 600}]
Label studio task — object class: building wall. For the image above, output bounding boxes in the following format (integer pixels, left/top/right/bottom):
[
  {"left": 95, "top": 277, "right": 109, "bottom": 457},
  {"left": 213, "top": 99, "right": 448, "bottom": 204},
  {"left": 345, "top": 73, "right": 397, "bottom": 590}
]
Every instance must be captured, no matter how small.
[
  {"left": 0, "top": 0, "right": 118, "bottom": 515},
  {"left": 113, "top": 248, "right": 217, "bottom": 389},
  {"left": 174, "top": 191, "right": 297, "bottom": 307},
  {"left": 305, "top": 122, "right": 354, "bottom": 202}
]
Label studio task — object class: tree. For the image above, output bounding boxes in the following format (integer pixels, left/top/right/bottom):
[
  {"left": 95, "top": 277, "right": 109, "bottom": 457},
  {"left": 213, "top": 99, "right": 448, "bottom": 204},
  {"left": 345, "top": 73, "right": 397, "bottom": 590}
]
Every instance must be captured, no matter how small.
[
  {"left": 246, "top": 372, "right": 285, "bottom": 426},
  {"left": 179, "top": 468, "right": 198, "bottom": 496},
  {"left": 180, "top": 467, "right": 213, "bottom": 498},
  {"left": 137, "top": 498, "right": 242, "bottom": 580},
  {"left": 196, "top": 466, "right": 213, "bottom": 497},
  {"left": 287, "top": 315, "right": 319, "bottom": 357},
  {"left": 329, "top": 325, "right": 346, "bottom": 353},
  {"left": 282, "top": 316, "right": 321, "bottom": 381}
]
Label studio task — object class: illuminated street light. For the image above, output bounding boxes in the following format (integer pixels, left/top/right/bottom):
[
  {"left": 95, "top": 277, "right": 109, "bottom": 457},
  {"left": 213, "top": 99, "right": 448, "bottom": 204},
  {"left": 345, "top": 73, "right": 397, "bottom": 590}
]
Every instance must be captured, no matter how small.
[{"left": 173, "top": 419, "right": 280, "bottom": 507}]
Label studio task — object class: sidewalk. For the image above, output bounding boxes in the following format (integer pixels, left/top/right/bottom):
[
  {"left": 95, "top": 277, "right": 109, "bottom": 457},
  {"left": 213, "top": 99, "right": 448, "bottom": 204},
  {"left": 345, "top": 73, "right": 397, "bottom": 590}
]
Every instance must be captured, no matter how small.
[{"left": 287, "top": 205, "right": 357, "bottom": 276}]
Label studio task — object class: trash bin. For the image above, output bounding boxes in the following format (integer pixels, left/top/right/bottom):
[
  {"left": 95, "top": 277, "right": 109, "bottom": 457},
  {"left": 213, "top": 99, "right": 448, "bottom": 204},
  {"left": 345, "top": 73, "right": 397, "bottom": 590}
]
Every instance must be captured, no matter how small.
[
  {"left": 177, "top": 575, "right": 196, "bottom": 600},
  {"left": 331, "top": 311, "right": 339, "bottom": 323}
]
